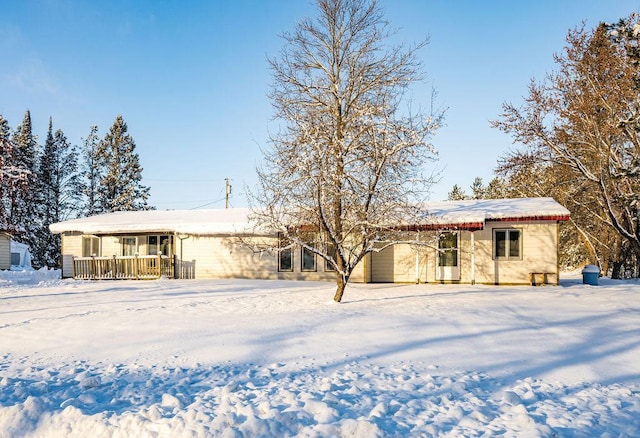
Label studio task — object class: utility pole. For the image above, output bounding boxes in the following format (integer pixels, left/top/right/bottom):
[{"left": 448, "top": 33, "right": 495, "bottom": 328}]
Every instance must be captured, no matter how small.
[{"left": 225, "top": 177, "right": 231, "bottom": 209}]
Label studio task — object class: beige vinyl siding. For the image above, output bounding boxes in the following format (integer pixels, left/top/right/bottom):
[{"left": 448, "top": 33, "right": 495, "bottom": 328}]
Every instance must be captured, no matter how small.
[
  {"left": 101, "top": 236, "right": 120, "bottom": 257},
  {"left": 0, "top": 234, "right": 10, "bottom": 270},
  {"left": 370, "top": 245, "right": 393, "bottom": 282},
  {"left": 350, "top": 257, "right": 367, "bottom": 283},
  {"left": 417, "top": 224, "right": 559, "bottom": 285},
  {"left": 371, "top": 242, "right": 429, "bottom": 283},
  {"left": 179, "top": 235, "right": 336, "bottom": 281},
  {"left": 425, "top": 231, "right": 471, "bottom": 284},
  {"left": 181, "top": 235, "right": 272, "bottom": 279},
  {"left": 473, "top": 222, "right": 559, "bottom": 285},
  {"left": 138, "top": 238, "right": 149, "bottom": 256},
  {"left": 56, "top": 220, "right": 561, "bottom": 284}
]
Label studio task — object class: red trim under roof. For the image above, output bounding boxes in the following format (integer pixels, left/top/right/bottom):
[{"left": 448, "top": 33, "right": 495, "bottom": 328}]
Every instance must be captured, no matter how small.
[
  {"left": 403, "top": 223, "right": 485, "bottom": 232},
  {"left": 291, "top": 215, "right": 569, "bottom": 234},
  {"left": 488, "top": 215, "right": 570, "bottom": 223}
]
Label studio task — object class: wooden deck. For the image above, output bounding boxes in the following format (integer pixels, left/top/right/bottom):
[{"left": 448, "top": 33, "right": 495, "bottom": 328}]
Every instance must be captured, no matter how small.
[{"left": 72, "top": 255, "right": 195, "bottom": 280}]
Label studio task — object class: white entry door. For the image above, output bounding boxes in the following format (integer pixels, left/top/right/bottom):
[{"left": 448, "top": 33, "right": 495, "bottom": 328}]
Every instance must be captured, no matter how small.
[{"left": 436, "top": 232, "right": 460, "bottom": 281}]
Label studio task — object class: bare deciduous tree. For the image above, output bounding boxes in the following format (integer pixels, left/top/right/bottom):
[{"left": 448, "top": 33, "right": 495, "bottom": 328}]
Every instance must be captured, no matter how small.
[
  {"left": 493, "top": 13, "right": 640, "bottom": 278},
  {"left": 251, "top": 0, "right": 443, "bottom": 302}
]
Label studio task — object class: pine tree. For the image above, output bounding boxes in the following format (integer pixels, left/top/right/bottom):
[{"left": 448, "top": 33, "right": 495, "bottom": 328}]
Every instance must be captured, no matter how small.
[
  {"left": 10, "top": 110, "right": 40, "bottom": 265},
  {"left": 37, "top": 118, "right": 82, "bottom": 267},
  {"left": 0, "top": 114, "right": 27, "bottom": 232},
  {"left": 97, "top": 115, "right": 151, "bottom": 212},
  {"left": 79, "top": 125, "right": 103, "bottom": 216},
  {"left": 485, "top": 177, "right": 507, "bottom": 199},
  {"left": 447, "top": 184, "right": 467, "bottom": 201},
  {"left": 470, "top": 177, "right": 487, "bottom": 200}
]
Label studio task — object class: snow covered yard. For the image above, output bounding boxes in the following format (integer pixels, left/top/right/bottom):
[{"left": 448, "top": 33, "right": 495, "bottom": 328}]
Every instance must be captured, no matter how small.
[{"left": 1, "top": 270, "right": 639, "bottom": 437}]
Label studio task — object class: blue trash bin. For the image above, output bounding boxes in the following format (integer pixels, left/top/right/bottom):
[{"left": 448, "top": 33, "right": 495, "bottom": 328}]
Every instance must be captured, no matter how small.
[{"left": 582, "top": 265, "right": 600, "bottom": 285}]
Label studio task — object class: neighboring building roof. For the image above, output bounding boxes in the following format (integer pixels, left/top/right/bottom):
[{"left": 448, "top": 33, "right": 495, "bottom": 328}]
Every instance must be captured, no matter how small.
[{"left": 49, "top": 198, "right": 570, "bottom": 236}]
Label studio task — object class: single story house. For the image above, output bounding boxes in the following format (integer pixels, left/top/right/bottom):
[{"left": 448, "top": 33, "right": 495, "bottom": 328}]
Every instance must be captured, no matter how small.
[
  {"left": 49, "top": 197, "right": 570, "bottom": 285},
  {"left": 0, "top": 232, "right": 10, "bottom": 270}
]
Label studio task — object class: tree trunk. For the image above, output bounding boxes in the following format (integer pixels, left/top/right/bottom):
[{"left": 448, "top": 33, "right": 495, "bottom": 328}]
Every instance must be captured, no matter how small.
[
  {"left": 333, "top": 274, "right": 346, "bottom": 303},
  {"left": 611, "top": 260, "right": 623, "bottom": 279}
]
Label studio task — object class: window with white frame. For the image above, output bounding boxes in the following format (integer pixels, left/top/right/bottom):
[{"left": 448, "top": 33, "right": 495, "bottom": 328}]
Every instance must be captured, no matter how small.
[
  {"left": 148, "top": 235, "right": 174, "bottom": 256},
  {"left": 82, "top": 236, "right": 100, "bottom": 257},
  {"left": 494, "top": 229, "right": 522, "bottom": 260},
  {"left": 122, "top": 237, "right": 138, "bottom": 256},
  {"left": 438, "top": 232, "right": 458, "bottom": 267}
]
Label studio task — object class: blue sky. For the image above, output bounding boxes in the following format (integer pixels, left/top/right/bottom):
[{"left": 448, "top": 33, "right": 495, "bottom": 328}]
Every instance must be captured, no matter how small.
[{"left": 1, "top": 0, "right": 638, "bottom": 210}]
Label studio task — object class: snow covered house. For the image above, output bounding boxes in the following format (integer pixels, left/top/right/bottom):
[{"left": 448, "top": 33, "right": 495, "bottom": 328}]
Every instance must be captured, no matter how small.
[
  {"left": 49, "top": 197, "right": 570, "bottom": 285},
  {"left": 0, "top": 231, "right": 10, "bottom": 270}
]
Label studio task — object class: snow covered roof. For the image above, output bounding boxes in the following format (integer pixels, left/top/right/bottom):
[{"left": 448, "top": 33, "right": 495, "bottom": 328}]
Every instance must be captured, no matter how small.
[
  {"left": 49, "top": 198, "right": 569, "bottom": 236},
  {"left": 49, "top": 208, "right": 258, "bottom": 235},
  {"left": 421, "top": 197, "right": 570, "bottom": 229}
]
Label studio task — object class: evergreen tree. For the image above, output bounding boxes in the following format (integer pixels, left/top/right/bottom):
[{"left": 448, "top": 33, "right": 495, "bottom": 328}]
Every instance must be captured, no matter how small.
[
  {"left": 0, "top": 115, "right": 27, "bottom": 232},
  {"left": 79, "top": 125, "right": 103, "bottom": 216},
  {"left": 470, "top": 177, "right": 487, "bottom": 200},
  {"left": 37, "top": 118, "right": 82, "bottom": 267},
  {"left": 485, "top": 177, "right": 507, "bottom": 199},
  {"left": 10, "top": 110, "right": 40, "bottom": 264},
  {"left": 447, "top": 184, "right": 467, "bottom": 201},
  {"left": 97, "top": 115, "right": 151, "bottom": 212}
]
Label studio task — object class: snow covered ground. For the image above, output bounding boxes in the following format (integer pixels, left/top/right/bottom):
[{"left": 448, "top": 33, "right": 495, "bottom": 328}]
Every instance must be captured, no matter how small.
[{"left": 1, "top": 269, "right": 639, "bottom": 437}]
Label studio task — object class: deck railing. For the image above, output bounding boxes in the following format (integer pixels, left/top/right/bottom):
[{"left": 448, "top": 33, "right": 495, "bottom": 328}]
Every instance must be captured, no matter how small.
[
  {"left": 174, "top": 258, "right": 196, "bottom": 280},
  {"left": 72, "top": 254, "right": 175, "bottom": 280}
]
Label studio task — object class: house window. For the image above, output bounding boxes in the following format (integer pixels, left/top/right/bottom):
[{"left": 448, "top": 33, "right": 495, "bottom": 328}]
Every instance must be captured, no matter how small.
[
  {"left": 122, "top": 237, "right": 138, "bottom": 256},
  {"left": 494, "top": 229, "right": 522, "bottom": 260},
  {"left": 325, "top": 243, "right": 336, "bottom": 272},
  {"left": 278, "top": 233, "right": 293, "bottom": 272},
  {"left": 438, "top": 232, "right": 458, "bottom": 267},
  {"left": 82, "top": 236, "right": 100, "bottom": 257},
  {"left": 148, "top": 235, "right": 174, "bottom": 256},
  {"left": 302, "top": 246, "right": 316, "bottom": 271},
  {"left": 300, "top": 232, "right": 317, "bottom": 272}
]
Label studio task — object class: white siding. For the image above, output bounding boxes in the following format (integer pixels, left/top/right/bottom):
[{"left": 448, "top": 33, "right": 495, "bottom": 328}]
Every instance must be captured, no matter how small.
[
  {"left": 60, "top": 232, "right": 83, "bottom": 278},
  {"left": 0, "top": 234, "right": 10, "bottom": 270}
]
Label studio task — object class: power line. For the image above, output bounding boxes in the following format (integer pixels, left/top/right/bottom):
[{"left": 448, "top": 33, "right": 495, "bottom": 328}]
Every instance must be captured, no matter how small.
[
  {"left": 144, "top": 178, "right": 227, "bottom": 183},
  {"left": 189, "top": 197, "right": 227, "bottom": 210}
]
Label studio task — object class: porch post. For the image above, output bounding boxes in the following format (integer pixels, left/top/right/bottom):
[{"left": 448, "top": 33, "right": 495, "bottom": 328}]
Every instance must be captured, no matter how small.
[
  {"left": 415, "top": 231, "right": 420, "bottom": 284},
  {"left": 470, "top": 231, "right": 475, "bottom": 285}
]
